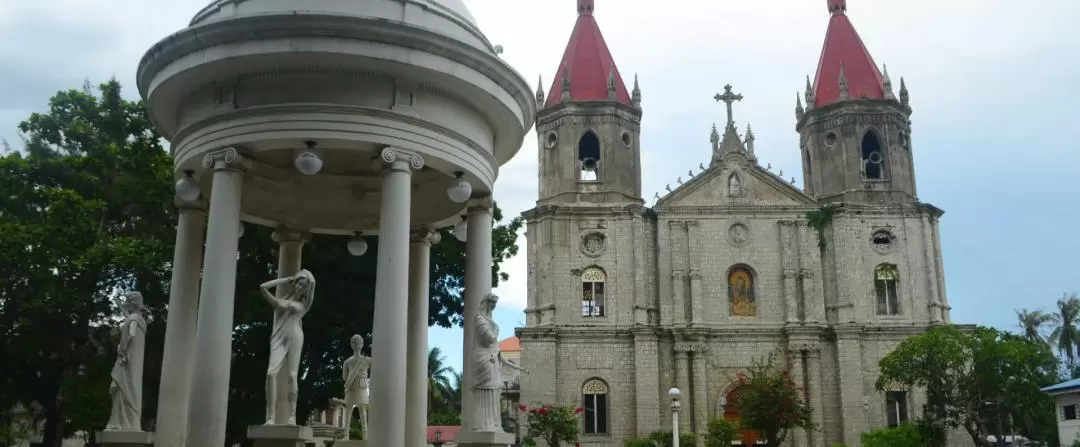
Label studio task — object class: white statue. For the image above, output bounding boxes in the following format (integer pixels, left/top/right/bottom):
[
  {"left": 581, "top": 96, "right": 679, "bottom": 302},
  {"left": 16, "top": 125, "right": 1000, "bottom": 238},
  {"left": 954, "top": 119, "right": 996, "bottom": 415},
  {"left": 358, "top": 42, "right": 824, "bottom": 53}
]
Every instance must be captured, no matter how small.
[
  {"left": 472, "top": 294, "right": 527, "bottom": 431},
  {"left": 342, "top": 334, "right": 371, "bottom": 439},
  {"left": 106, "top": 292, "right": 148, "bottom": 431},
  {"left": 260, "top": 269, "right": 316, "bottom": 425}
]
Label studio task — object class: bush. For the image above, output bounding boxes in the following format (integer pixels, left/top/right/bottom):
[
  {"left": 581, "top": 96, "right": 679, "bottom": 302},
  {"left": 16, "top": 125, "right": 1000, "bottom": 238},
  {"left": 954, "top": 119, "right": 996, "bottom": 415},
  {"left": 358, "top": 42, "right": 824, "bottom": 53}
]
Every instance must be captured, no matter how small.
[
  {"left": 646, "top": 430, "right": 696, "bottom": 447},
  {"left": 519, "top": 402, "right": 583, "bottom": 447},
  {"left": 623, "top": 437, "right": 657, "bottom": 447},
  {"left": 705, "top": 418, "right": 739, "bottom": 447},
  {"left": 861, "top": 423, "right": 923, "bottom": 447}
]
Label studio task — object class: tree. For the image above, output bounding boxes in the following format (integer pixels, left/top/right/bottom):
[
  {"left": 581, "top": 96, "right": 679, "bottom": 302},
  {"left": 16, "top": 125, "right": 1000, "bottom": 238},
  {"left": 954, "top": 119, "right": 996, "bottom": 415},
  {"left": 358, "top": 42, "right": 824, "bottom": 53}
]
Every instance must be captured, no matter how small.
[
  {"left": 0, "top": 80, "right": 525, "bottom": 447},
  {"left": 519, "top": 403, "right": 583, "bottom": 447},
  {"left": 427, "top": 347, "right": 454, "bottom": 412},
  {"left": 704, "top": 418, "right": 739, "bottom": 447},
  {"left": 0, "top": 79, "right": 176, "bottom": 447},
  {"left": 1051, "top": 294, "right": 1080, "bottom": 369},
  {"left": 876, "top": 325, "right": 1059, "bottom": 447},
  {"left": 1016, "top": 309, "right": 1053, "bottom": 346},
  {"left": 731, "top": 353, "right": 813, "bottom": 447}
]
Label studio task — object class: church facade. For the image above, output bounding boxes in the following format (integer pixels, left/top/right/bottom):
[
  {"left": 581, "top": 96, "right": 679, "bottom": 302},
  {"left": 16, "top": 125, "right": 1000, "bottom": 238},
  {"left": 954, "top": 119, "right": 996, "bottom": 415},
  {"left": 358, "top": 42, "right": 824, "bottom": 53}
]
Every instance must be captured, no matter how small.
[{"left": 515, "top": 1, "right": 960, "bottom": 446}]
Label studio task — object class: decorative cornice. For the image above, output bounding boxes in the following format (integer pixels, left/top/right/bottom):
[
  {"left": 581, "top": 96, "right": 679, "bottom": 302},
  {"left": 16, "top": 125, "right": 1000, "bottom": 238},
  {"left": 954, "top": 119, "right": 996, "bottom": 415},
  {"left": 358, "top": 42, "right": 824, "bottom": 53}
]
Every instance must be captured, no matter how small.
[
  {"left": 521, "top": 204, "right": 649, "bottom": 221},
  {"left": 381, "top": 147, "right": 425, "bottom": 171}
]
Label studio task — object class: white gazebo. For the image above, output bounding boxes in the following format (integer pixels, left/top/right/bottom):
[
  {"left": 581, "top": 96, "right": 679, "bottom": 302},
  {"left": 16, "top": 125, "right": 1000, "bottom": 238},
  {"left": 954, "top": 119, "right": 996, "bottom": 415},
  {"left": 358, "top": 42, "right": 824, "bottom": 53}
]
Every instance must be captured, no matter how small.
[{"left": 136, "top": 1, "right": 534, "bottom": 446}]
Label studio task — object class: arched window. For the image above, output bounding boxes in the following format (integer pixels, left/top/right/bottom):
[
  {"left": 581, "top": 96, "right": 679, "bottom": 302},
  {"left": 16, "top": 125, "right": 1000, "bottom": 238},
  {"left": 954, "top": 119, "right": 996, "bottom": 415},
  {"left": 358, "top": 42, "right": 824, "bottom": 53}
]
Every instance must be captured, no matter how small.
[
  {"left": 582, "top": 378, "right": 609, "bottom": 434},
  {"left": 728, "top": 266, "right": 756, "bottom": 317},
  {"left": 578, "top": 131, "right": 601, "bottom": 182},
  {"left": 581, "top": 267, "right": 606, "bottom": 317},
  {"left": 861, "top": 131, "right": 886, "bottom": 180},
  {"left": 874, "top": 264, "right": 900, "bottom": 315}
]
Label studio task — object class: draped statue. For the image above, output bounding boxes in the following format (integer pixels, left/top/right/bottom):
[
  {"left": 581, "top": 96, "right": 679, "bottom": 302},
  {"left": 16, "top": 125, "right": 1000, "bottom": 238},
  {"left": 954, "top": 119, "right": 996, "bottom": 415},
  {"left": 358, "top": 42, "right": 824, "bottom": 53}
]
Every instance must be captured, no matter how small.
[
  {"left": 342, "top": 334, "right": 371, "bottom": 439},
  {"left": 260, "top": 269, "right": 316, "bottom": 425},
  {"left": 471, "top": 294, "right": 527, "bottom": 431},
  {"left": 106, "top": 292, "right": 148, "bottom": 431}
]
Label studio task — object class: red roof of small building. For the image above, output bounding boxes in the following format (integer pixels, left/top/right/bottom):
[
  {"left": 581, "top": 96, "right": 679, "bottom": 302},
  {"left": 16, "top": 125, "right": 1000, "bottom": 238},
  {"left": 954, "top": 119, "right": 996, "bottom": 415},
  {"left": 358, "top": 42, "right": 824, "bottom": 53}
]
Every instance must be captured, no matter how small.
[
  {"left": 812, "top": 0, "right": 886, "bottom": 107},
  {"left": 427, "top": 425, "right": 462, "bottom": 443},
  {"left": 543, "top": 0, "right": 632, "bottom": 108},
  {"left": 498, "top": 336, "right": 520, "bottom": 352}
]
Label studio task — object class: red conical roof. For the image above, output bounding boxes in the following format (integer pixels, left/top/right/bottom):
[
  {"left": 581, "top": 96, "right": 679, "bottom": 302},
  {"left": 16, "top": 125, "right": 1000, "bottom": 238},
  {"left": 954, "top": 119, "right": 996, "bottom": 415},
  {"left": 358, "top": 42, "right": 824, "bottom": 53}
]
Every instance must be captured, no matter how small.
[
  {"left": 812, "top": 0, "right": 885, "bottom": 107},
  {"left": 544, "top": 0, "right": 633, "bottom": 108}
]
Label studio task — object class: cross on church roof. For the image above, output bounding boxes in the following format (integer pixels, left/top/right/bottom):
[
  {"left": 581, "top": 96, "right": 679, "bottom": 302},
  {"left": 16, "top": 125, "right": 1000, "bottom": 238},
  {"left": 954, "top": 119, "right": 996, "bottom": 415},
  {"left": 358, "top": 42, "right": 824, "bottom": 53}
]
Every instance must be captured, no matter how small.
[{"left": 714, "top": 84, "right": 743, "bottom": 126}]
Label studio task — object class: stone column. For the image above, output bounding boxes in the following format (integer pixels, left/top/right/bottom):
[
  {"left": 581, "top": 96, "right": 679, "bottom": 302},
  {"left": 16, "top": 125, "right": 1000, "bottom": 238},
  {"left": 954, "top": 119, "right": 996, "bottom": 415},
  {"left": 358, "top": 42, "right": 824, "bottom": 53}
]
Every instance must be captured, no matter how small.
[
  {"left": 461, "top": 198, "right": 493, "bottom": 430},
  {"left": 368, "top": 148, "right": 423, "bottom": 447},
  {"left": 186, "top": 148, "right": 246, "bottom": 447},
  {"left": 921, "top": 215, "right": 943, "bottom": 323},
  {"left": 689, "top": 271, "right": 704, "bottom": 324},
  {"left": 632, "top": 329, "right": 660, "bottom": 435},
  {"left": 671, "top": 270, "right": 686, "bottom": 325},
  {"left": 674, "top": 346, "right": 692, "bottom": 434},
  {"left": 807, "top": 347, "right": 825, "bottom": 447},
  {"left": 787, "top": 346, "right": 807, "bottom": 447},
  {"left": 271, "top": 228, "right": 309, "bottom": 423},
  {"left": 406, "top": 229, "right": 439, "bottom": 447},
  {"left": 690, "top": 346, "right": 709, "bottom": 446},
  {"left": 686, "top": 221, "right": 704, "bottom": 324},
  {"left": 780, "top": 220, "right": 799, "bottom": 323},
  {"left": 154, "top": 201, "right": 205, "bottom": 447},
  {"left": 835, "top": 325, "right": 866, "bottom": 446}
]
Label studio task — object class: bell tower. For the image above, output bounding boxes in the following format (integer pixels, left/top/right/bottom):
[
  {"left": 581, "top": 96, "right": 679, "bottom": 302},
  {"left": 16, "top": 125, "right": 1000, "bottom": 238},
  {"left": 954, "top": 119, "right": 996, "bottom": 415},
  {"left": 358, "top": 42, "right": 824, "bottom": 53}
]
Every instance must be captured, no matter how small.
[
  {"left": 534, "top": 0, "right": 643, "bottom": 205},
  {"left": 796, "top": 0, "right": 916, "bottom": 204}
]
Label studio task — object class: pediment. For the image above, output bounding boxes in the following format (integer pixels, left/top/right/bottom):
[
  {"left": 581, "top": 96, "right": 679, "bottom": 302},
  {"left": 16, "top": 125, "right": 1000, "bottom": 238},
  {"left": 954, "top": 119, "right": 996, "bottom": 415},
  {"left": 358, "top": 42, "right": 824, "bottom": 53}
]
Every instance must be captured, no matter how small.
[{"left": 656, "top": 154, "right": 816, "bottom": 208}]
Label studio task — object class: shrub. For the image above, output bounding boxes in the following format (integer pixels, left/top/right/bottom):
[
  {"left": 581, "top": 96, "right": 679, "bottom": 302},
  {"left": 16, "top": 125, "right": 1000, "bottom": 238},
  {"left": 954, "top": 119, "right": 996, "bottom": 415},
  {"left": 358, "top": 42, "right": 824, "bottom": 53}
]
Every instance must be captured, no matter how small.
[
  {"left": 705, "top": 418, "right": 739, "bottom": 447},
  {"left": 519, "top": 402, "right": 583, "bottom": 447},
  {"left": 861, "top": 422, "right": 923, "bottom": 447}
]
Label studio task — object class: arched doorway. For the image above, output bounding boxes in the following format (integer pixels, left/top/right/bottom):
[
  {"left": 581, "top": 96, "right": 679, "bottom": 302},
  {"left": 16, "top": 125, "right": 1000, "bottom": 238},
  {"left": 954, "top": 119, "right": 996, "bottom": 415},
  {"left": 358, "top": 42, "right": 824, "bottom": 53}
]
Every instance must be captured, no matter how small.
[{"left": 723, "top": 386, "right": 763, "bottom": 445}]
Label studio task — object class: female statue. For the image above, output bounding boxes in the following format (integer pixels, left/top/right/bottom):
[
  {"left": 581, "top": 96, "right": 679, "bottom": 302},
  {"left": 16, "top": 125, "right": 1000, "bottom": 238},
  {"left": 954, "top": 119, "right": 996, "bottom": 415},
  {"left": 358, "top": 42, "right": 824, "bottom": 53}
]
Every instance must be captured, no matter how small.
[
  {"left": 260, "top": 269, "right": 316, "bottom": 425},
  {"left": 472, "top": 294, "right": 527, "bottom": 431},
  {"left": 106, "top": 292, "right": 148, "bottom": 431},
  {"left": 342, "top": 334, "right": 371, "bottom": 439}
]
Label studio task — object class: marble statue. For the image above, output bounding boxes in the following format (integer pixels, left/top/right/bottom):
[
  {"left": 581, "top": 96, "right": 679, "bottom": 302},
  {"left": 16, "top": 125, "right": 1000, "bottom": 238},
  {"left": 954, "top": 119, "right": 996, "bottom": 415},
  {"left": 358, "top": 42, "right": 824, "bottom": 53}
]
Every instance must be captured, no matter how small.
[
  {"left": 472, "top": 294, "right": 527, "bottom": 431},
  {"left": 106, "top": 292, "right": 148, "bottom": 431},
  {"left": 260, "top": 269, "right": 316, "bottom": 425},
  {"left": 342, "top": 334, "right": 371, "bottom": 439}
]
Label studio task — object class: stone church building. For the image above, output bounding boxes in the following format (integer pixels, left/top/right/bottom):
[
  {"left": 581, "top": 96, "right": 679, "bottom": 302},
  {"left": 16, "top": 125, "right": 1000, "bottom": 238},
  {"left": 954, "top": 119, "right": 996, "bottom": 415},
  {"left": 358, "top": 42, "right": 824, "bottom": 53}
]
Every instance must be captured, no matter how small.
[{"left": 516, "top": 1, "right": 958, "bottom": 446}]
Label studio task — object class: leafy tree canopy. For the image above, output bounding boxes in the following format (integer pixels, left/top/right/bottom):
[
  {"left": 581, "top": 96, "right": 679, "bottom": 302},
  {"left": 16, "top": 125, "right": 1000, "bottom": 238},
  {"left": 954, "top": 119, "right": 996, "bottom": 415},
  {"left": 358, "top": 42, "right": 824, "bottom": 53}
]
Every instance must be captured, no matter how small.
[{"left": 732, "top": 353, "right": 814, "bottom": 447}]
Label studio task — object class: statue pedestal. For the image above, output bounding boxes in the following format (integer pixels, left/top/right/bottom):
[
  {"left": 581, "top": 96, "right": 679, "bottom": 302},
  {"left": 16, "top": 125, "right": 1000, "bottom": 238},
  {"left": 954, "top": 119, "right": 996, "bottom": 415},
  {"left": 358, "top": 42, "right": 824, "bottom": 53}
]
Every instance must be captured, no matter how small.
[
  {"left": 456, "top": 430, "right": 515, "bottom": 447},
  {"left": 247, "top": 425, "right": 313, "bottom": 447},
  {"left": 96, "top": 430, "right": 153, "bottom": 447},
  {"left": 334, "top": 440, "right": 368, "bottom": 447}
]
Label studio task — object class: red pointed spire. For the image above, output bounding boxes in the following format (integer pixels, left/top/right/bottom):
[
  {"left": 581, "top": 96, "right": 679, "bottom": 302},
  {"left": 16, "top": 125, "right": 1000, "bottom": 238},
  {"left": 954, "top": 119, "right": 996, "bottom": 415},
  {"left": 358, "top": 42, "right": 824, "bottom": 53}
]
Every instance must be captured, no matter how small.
[
  {"left": 544, "top": 0, "right": 633, "bottom": 108},
  {"left": 811, "top": 0, "right": 885, "bottom": 107}
]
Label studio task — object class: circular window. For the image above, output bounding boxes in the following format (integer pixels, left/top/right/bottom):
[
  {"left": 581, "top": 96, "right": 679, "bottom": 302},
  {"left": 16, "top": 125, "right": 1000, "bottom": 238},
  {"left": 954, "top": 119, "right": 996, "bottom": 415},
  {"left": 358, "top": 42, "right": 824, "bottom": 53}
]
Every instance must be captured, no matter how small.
[
  {"left": 867, "top": 151, "right": 884, "bottom": 164},
  {"left": 621, "top": 131, "right": 632, "bottom": 147},
  {"left": 871, "top": 229, "right": 895, "bottom": 253},
  {"left": 824, "top": 132, "right": 837, "bottom": 147},
  {"left": 544, "top": 131, "right": 558, "bottom": 149},
  {"left": 581, "top": 233, "right": 606, "bottom": 257}
]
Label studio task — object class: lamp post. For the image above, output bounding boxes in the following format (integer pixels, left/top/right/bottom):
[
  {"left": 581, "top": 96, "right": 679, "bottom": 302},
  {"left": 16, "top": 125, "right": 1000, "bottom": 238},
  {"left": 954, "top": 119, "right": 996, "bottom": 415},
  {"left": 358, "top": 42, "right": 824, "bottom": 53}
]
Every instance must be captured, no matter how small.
[
  {"left": 669, "top": 388, "right": 682, "bottom": 447},
  {"left": 983, "top": 401, "right": 1005, "bottom": 447}
]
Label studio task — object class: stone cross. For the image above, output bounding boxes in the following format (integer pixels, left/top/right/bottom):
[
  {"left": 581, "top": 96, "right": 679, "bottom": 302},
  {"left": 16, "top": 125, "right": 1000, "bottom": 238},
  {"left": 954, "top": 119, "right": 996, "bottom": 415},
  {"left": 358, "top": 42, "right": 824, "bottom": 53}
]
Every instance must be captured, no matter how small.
[{"left": 713, "top": 84, "right": 743, "bottom": 126}]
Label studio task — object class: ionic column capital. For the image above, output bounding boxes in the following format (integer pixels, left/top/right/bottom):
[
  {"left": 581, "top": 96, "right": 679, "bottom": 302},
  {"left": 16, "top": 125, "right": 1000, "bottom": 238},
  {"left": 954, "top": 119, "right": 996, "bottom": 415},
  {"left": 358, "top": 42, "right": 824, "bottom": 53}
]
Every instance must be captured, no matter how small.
[
  {"left": 380, "top": 147, "right": 425, "bottom": 172},
  {"left": 201, "top": 147, "right": 248, "bottom": 171},
  {"left": 175, "top": 197, "right": 207, "bottom": 213},
  {"left": 272, "top": 228, "right": 311, "bottom": 245},
  {"left": 466, "top": 196, "right": 494, "bottom": 212},
  {"left": 410, "top": 228, "right": 442, "bottom": 246}
]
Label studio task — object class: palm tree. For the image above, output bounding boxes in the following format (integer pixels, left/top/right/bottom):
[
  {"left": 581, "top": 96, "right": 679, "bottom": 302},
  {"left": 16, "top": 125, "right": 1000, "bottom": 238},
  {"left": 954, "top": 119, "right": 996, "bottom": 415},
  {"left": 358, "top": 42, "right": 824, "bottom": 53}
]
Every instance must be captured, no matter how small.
[
  {"left": 444, "top": 370, "right": 463, "bottom": 414},
  {"left": 1050, "top": 294, "right": 1080, "bottom": 368},
  {"left": 1016, "top": 308, "right": 1054, "bottom": 345},
  {"left": 428, "top": 347, "right": 454, "bottom": 412}
]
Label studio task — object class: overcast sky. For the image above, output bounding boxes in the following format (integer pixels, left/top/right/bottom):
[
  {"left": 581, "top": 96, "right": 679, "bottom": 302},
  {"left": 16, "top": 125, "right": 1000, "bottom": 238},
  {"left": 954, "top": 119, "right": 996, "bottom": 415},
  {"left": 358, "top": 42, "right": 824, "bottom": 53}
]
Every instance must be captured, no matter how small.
[{"left": 2, "top": 0, "right": 1078, "bottom": 373}]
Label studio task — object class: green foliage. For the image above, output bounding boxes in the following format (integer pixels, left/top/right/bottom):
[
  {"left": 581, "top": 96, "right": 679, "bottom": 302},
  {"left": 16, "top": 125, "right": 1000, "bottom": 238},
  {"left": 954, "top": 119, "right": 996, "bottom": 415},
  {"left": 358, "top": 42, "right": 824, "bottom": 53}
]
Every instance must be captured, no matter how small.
[
  {"left": 520, "top": 403, "right": 582, "bottom": 447},
  {"left": 428, "top": 411, "right": 462, "bottom": 426},
  {"left": 1050, "top": 294, "right": 1080, "bottom": 369},
  {"left": 804, "top": 204, "right": 837, "bottom": 250},
  {"left": 860, "top": 422, "right": 923, "bottom": 447},
  {"left": 644, "top": 430, "right": 696, "bottom": 447},
  {"left": 622, "top": 437, "right": 657, "bottom": 447},
  {"left": 0, "top": 80, "right": 523, "bottom": 446},
  {"left": 876, "top": 325, "right": 1059, "bottom": 446},
  {"left": 732, "top": 353, "right": 814, "bottom": 446},
  {"left": 704, "top": 418, "right": 739, "bottom": 447}
]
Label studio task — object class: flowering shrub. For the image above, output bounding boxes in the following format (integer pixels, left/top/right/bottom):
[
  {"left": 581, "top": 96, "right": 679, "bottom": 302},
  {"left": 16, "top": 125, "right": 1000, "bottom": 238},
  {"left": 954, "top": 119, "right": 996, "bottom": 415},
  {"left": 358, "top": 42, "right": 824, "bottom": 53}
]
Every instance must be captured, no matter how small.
[
  {"left": 732, "top": 353, "right": 814, "bottom": 447},
  {"left": 519, "top": 402, "right": 583, "bottom": 447}
]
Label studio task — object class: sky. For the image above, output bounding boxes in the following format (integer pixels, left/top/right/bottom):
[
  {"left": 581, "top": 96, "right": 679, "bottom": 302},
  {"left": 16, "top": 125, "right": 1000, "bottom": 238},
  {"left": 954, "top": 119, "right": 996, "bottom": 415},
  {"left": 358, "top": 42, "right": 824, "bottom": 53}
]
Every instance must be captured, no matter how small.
[{"left": 2, "top": 0, "right": 1079, "bottom": 374}]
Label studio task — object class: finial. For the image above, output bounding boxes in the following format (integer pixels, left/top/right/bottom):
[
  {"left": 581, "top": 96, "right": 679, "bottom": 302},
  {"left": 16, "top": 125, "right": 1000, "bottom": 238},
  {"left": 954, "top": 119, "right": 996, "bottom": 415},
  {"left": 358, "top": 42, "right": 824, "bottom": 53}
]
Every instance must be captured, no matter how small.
[
  {"left": 631, "top": 74, "right": 642, "bottom": 107},
  {"left": 827, "top": 0, "right": 847, "bottom": 14},
  {"left": 578, "top": 0, "right": 594, "bottom": 15},
  {"left": 714, "top": 84, "right": 744, "bottom": 127},
  {"left": 710, "top": 123, "right": 720, "bottom": 149},
  {"left": 790, "top": 177, "right": 796, "bottom": 184},
  {"left": 899, "top": 77, "right": 909, "bottom": 107},
  {"left": 882, "top": 65, "right": 895, "bottom": 100},
  {"left": 654, "top": 192, "right": 660, "bottom": 201},
  {"left": 779, "top": 169, "right": 784, "bottom": 177},
  {"left": 838, "top": 63, "right": 849, "bottom": 100},
  {"left": 796, "top": 92, "right": 805, "bottom": 121},
  {"left": 677, "top": 176, "right": 683, "bottom": 185},
  {"left": 804, "top": 76, "right": 815, "bottom": 110},
  {"left": 766, "top": 163, "right": 772, "bottom": 170},
  {"left": 607, "top": 63, "right": 617, "bottom": 100},
  {"left": 699, "top": 162, "right": 706, "bottom": 171},
  {"left": 745, "top": 123, "right": 756, "bottom": 153},
  {"left": 536, "top": 75, "right": 545, "bottom": 105},
  {"left": 665, "top": 184, "right": 672, "bottom": 193},
  {"left": 560, "top": 64, "right": 571, "bottom": 101}
]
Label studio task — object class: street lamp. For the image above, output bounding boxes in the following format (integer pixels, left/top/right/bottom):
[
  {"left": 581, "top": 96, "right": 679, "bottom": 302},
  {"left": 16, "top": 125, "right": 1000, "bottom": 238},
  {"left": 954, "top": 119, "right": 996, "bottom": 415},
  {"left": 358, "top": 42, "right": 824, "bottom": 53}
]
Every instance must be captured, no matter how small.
[
  {"left": 669, "top": 387, "right": 682, "bottom": 447},
  {"left": 983, "top": 401, "right": 1005, "bottom": 447}
]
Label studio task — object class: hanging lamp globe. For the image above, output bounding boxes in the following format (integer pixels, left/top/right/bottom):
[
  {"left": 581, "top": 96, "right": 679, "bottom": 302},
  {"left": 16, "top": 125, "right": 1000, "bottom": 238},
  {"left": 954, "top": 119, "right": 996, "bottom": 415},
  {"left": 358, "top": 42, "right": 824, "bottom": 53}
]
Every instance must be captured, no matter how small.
[
  {"left": 453, "top": 217, "right": 468, "bottom": 242},
  {"left": 293, "top": 141, "right": 323, "bottom": 175},
  {"left": 174, "top": 170, "right": 201, "bottom": 202},
  {"left": 347, "top": 233, "right": 369, "bottom": 256},
  {"left": 447, "top": 171, "right": 472, "bottom": 203}
]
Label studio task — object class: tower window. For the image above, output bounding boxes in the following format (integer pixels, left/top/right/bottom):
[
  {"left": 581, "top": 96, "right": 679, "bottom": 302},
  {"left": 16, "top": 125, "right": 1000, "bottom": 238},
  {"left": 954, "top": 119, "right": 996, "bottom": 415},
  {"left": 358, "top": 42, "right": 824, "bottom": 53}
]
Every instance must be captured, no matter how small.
[
  {"left": 885, "top": 391, "right": 909, "bottom": 427},
  {"left": 544, "top": 131, "right": 559, "bottom": 149},
  {"left": 861, "top": 131, "right": 886, "bottom": 180},
  {"left": 578, "top": 131, "right": 601, "bottom": 182},
  {"left": 582, "top": 379, "right": 610, "bottom": 434},
  {"left": 581, "top": 267, "right": 606, "bottom": 317},
  {"left": 874, "top": 264, "right": 900, "bottom": 315}
]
